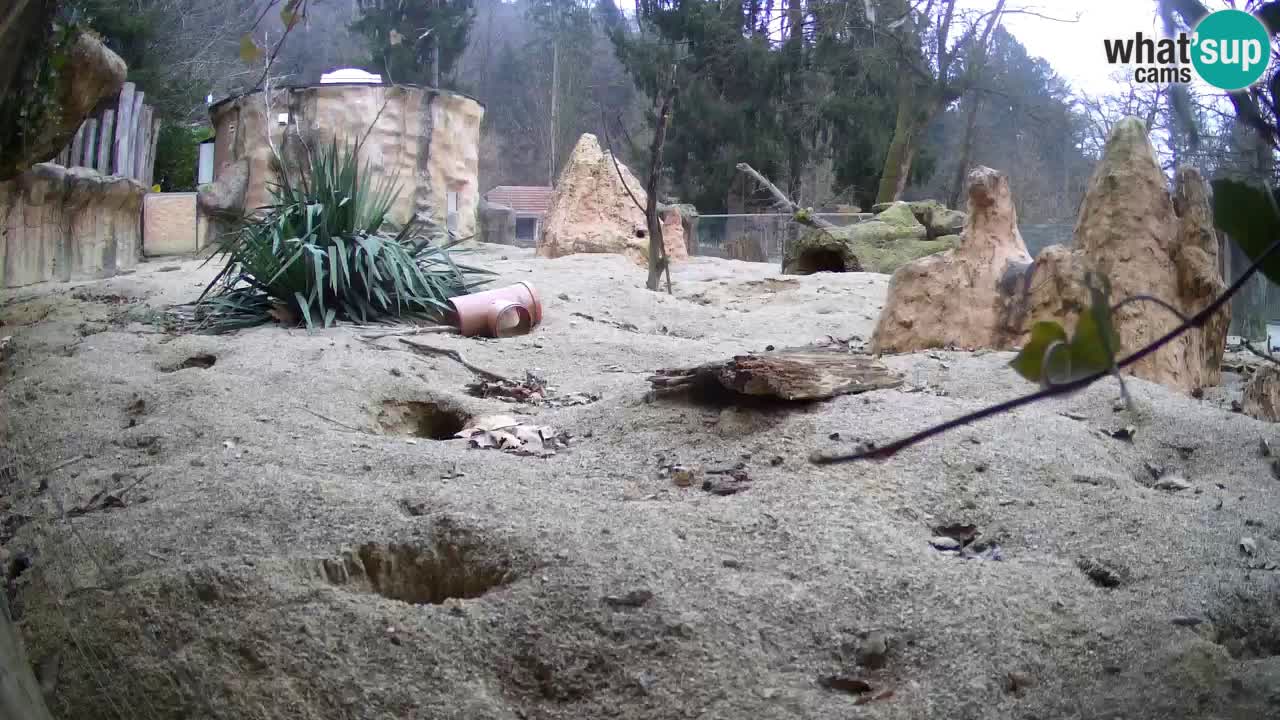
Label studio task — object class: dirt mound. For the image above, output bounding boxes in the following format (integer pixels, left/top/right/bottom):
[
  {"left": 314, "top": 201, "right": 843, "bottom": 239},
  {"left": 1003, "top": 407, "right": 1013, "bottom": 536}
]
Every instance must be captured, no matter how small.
[{"left": 2, "top": 246, "right": 1278, "bottom": 719}]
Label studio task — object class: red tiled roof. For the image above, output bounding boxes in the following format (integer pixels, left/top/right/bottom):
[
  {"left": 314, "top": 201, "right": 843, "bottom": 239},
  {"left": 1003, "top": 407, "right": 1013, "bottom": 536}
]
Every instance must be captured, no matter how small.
[{"left": 485, "top": 185, "right": 553, "bottom": 216}]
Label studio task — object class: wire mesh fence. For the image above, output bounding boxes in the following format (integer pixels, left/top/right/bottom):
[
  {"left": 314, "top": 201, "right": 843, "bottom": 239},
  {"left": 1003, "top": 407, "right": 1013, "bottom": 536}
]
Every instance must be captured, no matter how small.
[{"left": 688, "top": 213, "right": 867, "bottom": 264}]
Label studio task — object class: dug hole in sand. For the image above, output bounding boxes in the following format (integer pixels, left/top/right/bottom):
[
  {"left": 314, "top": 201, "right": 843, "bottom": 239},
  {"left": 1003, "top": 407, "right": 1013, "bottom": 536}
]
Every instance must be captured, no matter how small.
[{"left": 2, "top": 245, "right": 1280, "bottom": 719}]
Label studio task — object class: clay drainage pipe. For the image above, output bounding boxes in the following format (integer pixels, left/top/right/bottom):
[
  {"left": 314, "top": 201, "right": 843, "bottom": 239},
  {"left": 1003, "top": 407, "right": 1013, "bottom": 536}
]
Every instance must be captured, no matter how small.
[{"left": 448, "top": 282, "right": 543, "bottom": 338}]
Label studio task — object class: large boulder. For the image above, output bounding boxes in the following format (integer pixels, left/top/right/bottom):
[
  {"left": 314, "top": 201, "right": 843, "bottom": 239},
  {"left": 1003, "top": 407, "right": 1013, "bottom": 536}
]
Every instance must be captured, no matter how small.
[
  {"left": 870, "top": 167, "right": 1032, "bottom": 353},
  {"left": 784, "top": 209, "right": 946, "bottom": 275},
  {"left": 477, "top": 199, "right": 516, "bottom": 245},
  {"left": 537, "top": 134, "right": 687, "bottom": 266},
  {"left": 0, "top": 31, "right": 126, "bottom": 181}
]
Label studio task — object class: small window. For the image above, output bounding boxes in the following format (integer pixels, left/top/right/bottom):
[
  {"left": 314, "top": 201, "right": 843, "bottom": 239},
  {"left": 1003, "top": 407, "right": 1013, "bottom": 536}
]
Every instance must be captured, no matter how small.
[{"left": 515, "top": 217, "right": 537, "bottom": 240}]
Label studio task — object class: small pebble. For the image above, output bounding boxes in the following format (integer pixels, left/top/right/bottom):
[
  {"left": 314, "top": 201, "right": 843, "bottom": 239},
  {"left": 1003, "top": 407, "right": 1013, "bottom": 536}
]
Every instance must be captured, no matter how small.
[
  {"left": 1240, "top": 537, "right": 1258, "bottom": 556},
  {"left": 930, "top": 536, "right": 961, "bottom": 551}
]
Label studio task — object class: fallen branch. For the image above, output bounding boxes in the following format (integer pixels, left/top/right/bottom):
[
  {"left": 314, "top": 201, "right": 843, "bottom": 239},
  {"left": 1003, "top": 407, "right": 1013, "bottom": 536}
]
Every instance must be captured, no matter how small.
[
  {"left": 813, "top": 234, "right": 1280, "bottom": 464},
  {"left": 398, "top": 339, "right": 514, "bottom": 384},
  {"left": 735, "top": 163, "right": 834, "bottom": 230},
  {"left": 358, "top": 326, "right": 460, "bottom": 341}
]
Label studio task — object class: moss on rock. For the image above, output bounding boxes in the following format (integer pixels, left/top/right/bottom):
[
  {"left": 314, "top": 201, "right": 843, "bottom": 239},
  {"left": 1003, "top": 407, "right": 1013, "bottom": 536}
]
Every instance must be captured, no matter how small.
[{"left": 784, "top": 219, "right": 949, "bottom": 275}]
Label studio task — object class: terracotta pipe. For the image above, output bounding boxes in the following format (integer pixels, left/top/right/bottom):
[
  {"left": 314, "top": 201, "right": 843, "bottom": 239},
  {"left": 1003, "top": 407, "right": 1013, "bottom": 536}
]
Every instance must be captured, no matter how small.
[{"left": 448, "top": 282, "right": 543, "bottom": 338}]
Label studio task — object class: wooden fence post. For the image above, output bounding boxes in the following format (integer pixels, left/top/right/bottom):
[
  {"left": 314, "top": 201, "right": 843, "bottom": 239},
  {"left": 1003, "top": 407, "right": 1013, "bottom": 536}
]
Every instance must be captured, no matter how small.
[
  {"left": 97, "top": 108, "right": 115, "bottom": 174},
  {"left": 129, "top": 92, "right": 146, "bottom": 180},
  {"left": 83, "top": 118, "right": 98, "bottom": 169},
  {"left": 113, "top": 82, "right": 135, "bottom": 176},
  {"left": 68, "top": 123, "right": 85, "bottom": 168}
]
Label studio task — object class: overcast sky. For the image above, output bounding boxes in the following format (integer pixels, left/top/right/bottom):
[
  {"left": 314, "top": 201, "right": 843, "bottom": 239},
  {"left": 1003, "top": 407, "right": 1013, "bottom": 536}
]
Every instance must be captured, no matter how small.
[{"left": 967, "top": 0, "right": 1163, "bottom": 94}]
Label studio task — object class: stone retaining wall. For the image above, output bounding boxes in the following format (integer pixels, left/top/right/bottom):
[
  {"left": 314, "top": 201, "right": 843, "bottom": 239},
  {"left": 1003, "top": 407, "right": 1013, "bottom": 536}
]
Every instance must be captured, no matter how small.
[{"left": 1, "top": 163, "right": 144, "bottom": 289}]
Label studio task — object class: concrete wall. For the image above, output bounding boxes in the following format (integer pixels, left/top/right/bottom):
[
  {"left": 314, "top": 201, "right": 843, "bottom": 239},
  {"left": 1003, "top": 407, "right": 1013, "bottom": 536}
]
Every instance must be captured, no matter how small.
[
  {"left": 0, "top": 163, "right": 144, "bottom": 289},
  {"left": 209, "top": 84, "right": 484, "bottom": 240},
  {"left": 143, "top": 192, "right": 211, "bottom": 256}
]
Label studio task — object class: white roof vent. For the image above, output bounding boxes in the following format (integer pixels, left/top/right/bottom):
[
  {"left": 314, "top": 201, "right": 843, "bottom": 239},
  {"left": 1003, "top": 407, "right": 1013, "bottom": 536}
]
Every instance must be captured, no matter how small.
[{"left": 320, "top": 68, "right": 383, "bottom": 85}]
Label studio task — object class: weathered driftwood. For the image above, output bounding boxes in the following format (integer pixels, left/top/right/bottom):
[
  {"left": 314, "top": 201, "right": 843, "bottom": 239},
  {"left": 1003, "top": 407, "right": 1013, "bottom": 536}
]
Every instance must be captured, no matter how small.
[
  {"left": 734, "top": 163, "right": 835, "bottom": 231},
  {"left": 648, "top": 346, "right": 903, "bottom": 401}
]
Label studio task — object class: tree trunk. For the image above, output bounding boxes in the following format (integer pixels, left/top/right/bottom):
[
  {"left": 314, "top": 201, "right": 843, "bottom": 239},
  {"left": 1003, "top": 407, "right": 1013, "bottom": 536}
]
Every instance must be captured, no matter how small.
[
  {"left": 876, "top": 77, "right": 937, "bottom": 205},
  {"left": 645, "top": 73, "right": 677, "bottom": 292},
  {"left": 947, "top": 93, "right": 981, "bottom": 209},
  {"left": 549, "top": 37, "right": 559, "bottom": 186}
]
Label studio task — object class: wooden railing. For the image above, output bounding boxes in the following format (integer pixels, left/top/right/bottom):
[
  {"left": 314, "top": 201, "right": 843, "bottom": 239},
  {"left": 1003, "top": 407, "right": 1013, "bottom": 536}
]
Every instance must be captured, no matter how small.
[{"left": 51, "top": 81, "right": 159, "bottom": 186}]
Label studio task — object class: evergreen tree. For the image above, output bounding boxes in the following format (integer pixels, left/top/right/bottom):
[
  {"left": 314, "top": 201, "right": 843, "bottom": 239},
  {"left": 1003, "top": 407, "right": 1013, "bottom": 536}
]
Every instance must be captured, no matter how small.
[{"left": 352, "top": 0, "right": 476, "bottom": 86}]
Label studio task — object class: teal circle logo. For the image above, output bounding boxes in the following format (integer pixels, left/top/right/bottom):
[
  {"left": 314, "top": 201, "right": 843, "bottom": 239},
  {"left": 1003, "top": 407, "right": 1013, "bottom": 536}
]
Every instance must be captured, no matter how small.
[{"left": 1191, "top": 9, "right": 1271, "bottom": 90}]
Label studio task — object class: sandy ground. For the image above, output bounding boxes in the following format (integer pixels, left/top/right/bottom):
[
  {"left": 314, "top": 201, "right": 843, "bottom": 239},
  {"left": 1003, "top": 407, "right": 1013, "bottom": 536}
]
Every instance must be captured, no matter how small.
[{"left": 3, "top": 244, "right": 1280, "bottom": 720}]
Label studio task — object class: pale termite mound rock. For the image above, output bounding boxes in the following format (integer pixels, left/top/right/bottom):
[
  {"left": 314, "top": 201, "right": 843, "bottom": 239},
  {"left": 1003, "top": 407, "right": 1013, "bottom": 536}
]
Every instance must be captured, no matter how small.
[
  {"left": 1020, "top": 118, "right": 1228, "bottom": 394},
  {"left": 869, "top": 166, "right": 1032, "bottom": 353},
  {"left": 536, "top": 134, "right": 688, "bottom": 266},
  {"left": 872, "top": 118, "right": 1229, "bottom": 395}
]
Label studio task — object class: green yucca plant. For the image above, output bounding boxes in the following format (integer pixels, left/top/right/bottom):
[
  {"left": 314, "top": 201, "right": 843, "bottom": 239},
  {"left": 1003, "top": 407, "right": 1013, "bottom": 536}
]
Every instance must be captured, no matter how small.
[{"left": 191, "top": 138, "right": 492, "bottom": 333}]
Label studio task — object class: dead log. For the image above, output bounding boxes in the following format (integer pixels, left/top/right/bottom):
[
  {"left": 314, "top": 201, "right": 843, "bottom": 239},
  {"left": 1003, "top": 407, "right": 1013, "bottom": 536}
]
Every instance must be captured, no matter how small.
[
  {"left": 735, "top": 163, "right": 835, "bottom": 231},
  {"left": 648, "top": 346, "right": 903, "bottom": 401}
]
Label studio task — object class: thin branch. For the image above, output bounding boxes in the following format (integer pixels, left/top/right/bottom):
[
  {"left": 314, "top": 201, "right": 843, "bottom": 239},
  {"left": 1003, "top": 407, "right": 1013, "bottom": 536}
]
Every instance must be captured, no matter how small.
[
  {"left": 813, "top": 235, "right": 1280, "bottom": 465},
  {"left": 601, "top": 110, "right": 646, "bottom": 215}
]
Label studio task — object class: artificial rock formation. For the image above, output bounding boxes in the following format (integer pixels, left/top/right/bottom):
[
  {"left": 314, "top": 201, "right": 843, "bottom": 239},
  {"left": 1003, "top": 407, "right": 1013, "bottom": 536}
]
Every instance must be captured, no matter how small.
[
  {"left": 872, "top": 117, "right": 1229, "bottom": 395},
  {"left": 0, "top": 31, "right": 126, "bottom": 181},
  {"left": 537, "top": 134, "right": 688, "bottom": 266},
  {"left": 209, "top": 85, "right": 483, "bottom": 239},
  {"left": 784, "top": 202, "right": 949, "bottom": 274},
  {"left": 870, "top": 167, "right": 1032, "bottom": 352},
  {"left": 0, "top": 163, "right": 145, "bottom": 288}
]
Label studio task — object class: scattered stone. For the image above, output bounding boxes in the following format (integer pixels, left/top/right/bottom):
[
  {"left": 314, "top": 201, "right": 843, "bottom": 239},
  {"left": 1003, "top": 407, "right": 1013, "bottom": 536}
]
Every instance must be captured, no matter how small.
[
  {"left": 702, "top": 479, "right": 749, "bottom": 496},
  {"left": 1170, "top": 616, "right": 1205, "bottom": 627},
  {"left": 1271, "top": 459, "right": 1280, "bottom": 482},
  {"left": 930, "top": 536, "right": 961, "bottom": 551},
  {"left": 670, "top": 465, "right": 699, "bottom": 487},
  {"left": 1077, "top": 556, "right": 1126, "bottom": 588},
  {"left": 603, "top": 589, "right": 654, "bottom": 608},
  {"left": 1004, "top": 670, "right": 1037, "bottom": 694},
  {"left": 722, "top": 559, "right": 743, "bottom": 569},
  {"left": 1154, "top": 475, "right": 1192, "bottom": 492},
  {"left": 1108, "top": 426, "right": 1137, "bottom": 442},
  {"left": 1072, "top": 472, "right": 1120, "bottom": 488},
  {"left": 1240, "top": 537, "right": 1258, "bottom": 557},
  {"left": 1262, "top": 438, "right": 1273, "bottom": 458}
]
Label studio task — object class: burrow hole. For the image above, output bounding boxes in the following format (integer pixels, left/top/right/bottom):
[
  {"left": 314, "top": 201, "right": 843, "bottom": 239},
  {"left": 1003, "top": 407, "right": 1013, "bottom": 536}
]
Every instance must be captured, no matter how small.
[
  {"left": 163, "top": 353, "right": 217, "bottom": 372},
  {"left": 794, "top": 249, "right": 849, "bottom": 274},
  {"left": 318, "top": 537, "right": 518, "bottom": 605},
  {"left": 376, "top": 400, "right": 468, "bottom": 440}
]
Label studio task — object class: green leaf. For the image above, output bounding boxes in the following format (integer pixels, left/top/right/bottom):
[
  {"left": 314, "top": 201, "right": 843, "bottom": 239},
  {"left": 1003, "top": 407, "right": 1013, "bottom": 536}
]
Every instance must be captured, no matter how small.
[
  {"left": 1211, "top": 178, "right": 1280, "bottom": 287},
  {"left": 1010, "top": 321, "right": 1069, "bottom": 383},
  {"left": 239, "top": 34, "right": 263, "bottom": 64},
  {"left": 1010, "top": 272, "right": 1122, "bottom": 387}
]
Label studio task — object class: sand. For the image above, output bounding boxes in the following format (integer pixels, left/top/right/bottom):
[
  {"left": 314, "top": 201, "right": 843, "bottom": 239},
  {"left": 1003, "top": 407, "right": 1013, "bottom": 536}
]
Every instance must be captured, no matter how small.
[{"left": 2, "top": 244, "right": 1279, "bottom": 720}]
